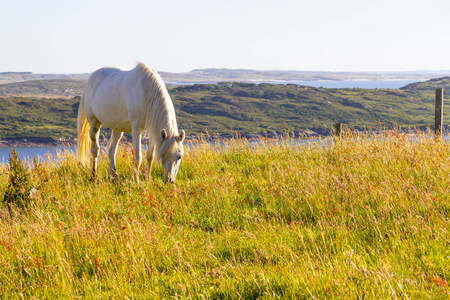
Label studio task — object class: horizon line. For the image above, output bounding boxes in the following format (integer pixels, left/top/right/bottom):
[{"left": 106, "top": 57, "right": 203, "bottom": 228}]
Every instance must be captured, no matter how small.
[{"left": 2, "top": 68, "right": 450, "bottom": 75}]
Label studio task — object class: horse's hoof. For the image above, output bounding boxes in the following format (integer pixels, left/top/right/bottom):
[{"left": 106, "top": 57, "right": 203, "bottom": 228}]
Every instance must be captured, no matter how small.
[
  {"left": 109, "top": 170, "right": 118, "bottom": 179},
  {"left": 91, "top": 169, "right": 98, "bottom": 181}
]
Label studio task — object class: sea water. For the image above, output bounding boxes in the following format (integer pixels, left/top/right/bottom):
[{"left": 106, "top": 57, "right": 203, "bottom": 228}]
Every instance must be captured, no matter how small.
[{"left": 0, "top": 146, "right": 76, "bottom": 163}]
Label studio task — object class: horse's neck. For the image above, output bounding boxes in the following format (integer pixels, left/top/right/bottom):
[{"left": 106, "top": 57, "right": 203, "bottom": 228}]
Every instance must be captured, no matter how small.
[
  {"left": 149, "top": 93, "right": 178, "bottom": 142},
  {"left": 137, "top": 66, "right": 178, "bottom": 141},
  {"left": 159, "top": 102, "right": 178, "bottom": 135}
]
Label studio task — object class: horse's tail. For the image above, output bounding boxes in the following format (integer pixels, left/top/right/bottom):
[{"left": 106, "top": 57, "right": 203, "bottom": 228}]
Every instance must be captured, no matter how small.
[{"left": 77, "top": 92, "right": 91, "bottom": 165}]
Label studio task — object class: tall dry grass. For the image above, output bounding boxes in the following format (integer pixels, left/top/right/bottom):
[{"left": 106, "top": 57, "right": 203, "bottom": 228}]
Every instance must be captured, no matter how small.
[{"left": 0, "top": 131, "right": 449, "bottom": 299}]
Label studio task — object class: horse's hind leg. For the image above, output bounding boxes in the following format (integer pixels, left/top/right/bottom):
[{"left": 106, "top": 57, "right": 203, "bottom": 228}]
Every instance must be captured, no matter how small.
[
  {"left": 131, "top": 123, "right": 142, "bottom": 182},
  {"left": 107, "top": 130, "right": 123, "bottom": 177},
  {"left": 89, "top": 119, "right": 102, "bottom": 178}
]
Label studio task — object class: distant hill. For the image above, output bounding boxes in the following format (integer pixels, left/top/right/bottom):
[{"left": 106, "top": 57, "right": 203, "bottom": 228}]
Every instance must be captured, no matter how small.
[
  {"left": 159, "top": 69, "right": 450, "bottom": 83},
  {"left": 0, "top": 72, "right": 32, "bottom": 76},
  {"left": 0, "top": 72, "right": 89, "bottom": 85},
  {"left": 3, "top": 68, "right": 450, "bottom": 86}
]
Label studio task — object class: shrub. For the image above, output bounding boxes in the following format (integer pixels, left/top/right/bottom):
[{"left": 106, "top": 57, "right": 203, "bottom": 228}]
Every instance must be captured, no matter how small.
[{"left": 2, "top": 148, "right": 34, "bottom": 210}]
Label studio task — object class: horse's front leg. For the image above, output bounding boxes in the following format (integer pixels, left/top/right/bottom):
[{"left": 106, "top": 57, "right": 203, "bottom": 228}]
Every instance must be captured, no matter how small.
[
  {"left": 145, "top": 145, "right": 155, "bottom": 180},
  {"left": 131, "top": 125, "right": 142, "bottom": 182}
]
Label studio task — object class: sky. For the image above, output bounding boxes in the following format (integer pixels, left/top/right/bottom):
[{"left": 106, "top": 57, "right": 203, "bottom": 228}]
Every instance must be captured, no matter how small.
[{"left": 1, "top": 0, "right": 450, "bottom": 74}]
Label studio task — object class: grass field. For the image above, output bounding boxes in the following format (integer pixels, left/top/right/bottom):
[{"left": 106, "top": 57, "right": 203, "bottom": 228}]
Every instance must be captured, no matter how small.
[{"left": 0, "top": 131, "right": 449, "bottom": 299}]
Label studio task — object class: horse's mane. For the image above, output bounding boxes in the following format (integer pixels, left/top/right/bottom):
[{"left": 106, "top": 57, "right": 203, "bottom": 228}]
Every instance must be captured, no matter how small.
[{"left": 136, "top": 62, "right": 179, "bottom": 159}]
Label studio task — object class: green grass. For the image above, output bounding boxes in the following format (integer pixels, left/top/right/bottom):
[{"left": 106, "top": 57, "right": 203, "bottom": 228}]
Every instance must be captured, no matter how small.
[{"left": 0, "top": 132, "right": 449, "bottom": 298}]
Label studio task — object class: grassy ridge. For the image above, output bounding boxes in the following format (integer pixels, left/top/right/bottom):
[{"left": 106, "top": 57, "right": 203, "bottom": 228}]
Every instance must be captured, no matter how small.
[
  {"left": 0, "top": 133, "right": 449, "bottom": 298},
  {"left": 0, "top": 80, "right": 447, "bottom": 139}
]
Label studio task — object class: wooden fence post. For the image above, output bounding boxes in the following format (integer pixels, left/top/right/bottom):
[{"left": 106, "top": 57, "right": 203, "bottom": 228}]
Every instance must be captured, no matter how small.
[
  {"left": 335, "top": 123, "right": 343, "bottom": 139},
  {"left": 435, "top": 88, "right": 444, "bottom": 136}
]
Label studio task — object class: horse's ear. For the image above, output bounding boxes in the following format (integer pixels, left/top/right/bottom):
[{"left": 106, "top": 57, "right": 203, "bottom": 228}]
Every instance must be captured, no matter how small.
[
  {"left": 161, "top": 129, "right": 167, "bottom": 141},
  {"left": 178, "top": 130, "right": 185, "bottom": 143}
]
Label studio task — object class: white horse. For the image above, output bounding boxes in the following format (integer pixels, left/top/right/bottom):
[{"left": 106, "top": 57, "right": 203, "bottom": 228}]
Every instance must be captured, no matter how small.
[{"left": 77, "top": 62, "right": 185, "bottom": 183}]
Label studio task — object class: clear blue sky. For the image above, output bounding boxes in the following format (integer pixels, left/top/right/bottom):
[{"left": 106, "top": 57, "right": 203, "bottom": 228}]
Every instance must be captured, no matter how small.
[{"left": 1, "top": 0, "right": 450, "bottom": 73}]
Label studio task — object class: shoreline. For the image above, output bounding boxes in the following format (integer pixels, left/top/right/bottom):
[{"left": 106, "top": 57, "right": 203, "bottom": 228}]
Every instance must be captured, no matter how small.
[
  {"left": 0, "top": 127, "right": 438, "bottom": 148},
  {"left": 0, "top": 138, "right": 77, "bottom": 148}
]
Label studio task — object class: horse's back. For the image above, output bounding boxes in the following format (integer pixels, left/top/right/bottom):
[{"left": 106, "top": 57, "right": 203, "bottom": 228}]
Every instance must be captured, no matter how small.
[
  {"left": 86, "top": 67, "right": 125, "bottom": 94},
  {"left": 84, "top": 67, "right": 136, "bottom": 132}
]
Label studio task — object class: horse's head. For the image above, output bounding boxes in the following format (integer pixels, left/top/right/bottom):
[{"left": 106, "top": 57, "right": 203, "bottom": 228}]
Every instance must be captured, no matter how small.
[{"left": 159, "top": 129, "right": 185, "bottom": 183}]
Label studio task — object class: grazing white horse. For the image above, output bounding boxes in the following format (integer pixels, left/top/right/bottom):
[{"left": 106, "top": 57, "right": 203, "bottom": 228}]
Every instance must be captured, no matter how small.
[{"left": 77, "top": 62, "right": 185, "bottom": 183}]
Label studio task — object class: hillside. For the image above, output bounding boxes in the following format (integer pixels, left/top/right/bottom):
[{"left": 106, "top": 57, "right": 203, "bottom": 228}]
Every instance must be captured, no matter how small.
[
  {"left": 0, "top": 77, "right": 445, "bottom": 140},
  {"left": 171, "top": 83, "right": 437, "bottom": 135},
  {"left": 0, "top": 79, "right": 86, "bottom": 98},
  {"left": 401, "top": 77, "right": 450, "bottom": 91},
  {"left": 0, "top": 97, "right": 78, "bottom": 138}
]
